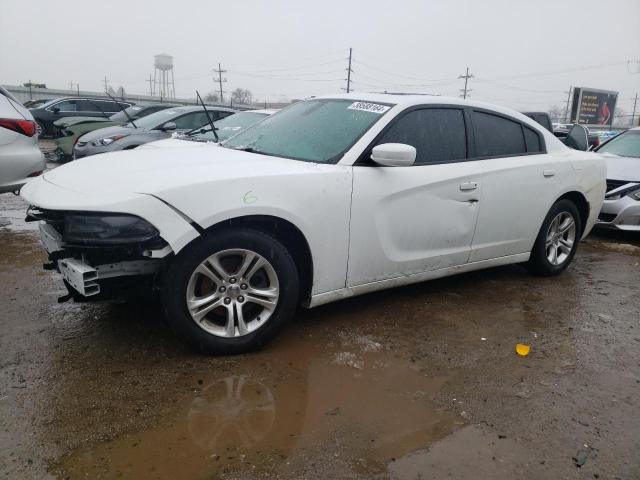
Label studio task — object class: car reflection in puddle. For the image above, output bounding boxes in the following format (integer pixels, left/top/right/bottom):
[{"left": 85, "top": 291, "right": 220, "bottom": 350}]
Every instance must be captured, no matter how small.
[{"left": 188, "top": 375, "right": 277, "bottom": 451}]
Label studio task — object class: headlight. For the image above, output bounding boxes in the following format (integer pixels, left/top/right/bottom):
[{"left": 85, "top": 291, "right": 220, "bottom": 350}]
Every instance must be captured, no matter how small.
[
  {"left": 63, "top": 214, "right": 159, "bottom": 245},
  {"left": 91, "top": 134, "right": 126, "bottom": 147}
]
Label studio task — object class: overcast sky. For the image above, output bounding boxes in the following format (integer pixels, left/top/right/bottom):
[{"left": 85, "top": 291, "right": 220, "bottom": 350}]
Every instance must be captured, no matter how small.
[{"left": 1, "top": 0, "right": 639, "bottom": 112}]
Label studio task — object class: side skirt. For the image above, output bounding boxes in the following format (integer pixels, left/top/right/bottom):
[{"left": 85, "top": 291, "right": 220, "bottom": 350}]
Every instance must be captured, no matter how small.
[{"left": 307, "top": 252, "right": 530, "bottom": 308}]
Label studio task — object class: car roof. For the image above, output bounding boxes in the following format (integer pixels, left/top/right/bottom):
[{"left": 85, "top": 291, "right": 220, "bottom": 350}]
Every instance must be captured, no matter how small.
[
  {"left": 247, "top": 109, "right": 278, "bottom": 115},
  {"left": 314, "top": 92, "right": 543, "bottom": 128},
  {"left": 168, "top": 105, "right": 237, "bottom": 113}
]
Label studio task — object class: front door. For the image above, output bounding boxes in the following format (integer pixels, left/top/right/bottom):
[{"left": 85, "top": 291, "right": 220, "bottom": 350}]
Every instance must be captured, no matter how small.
[{"left": 347, "top": 106, "right": 482, "bottom": 287}]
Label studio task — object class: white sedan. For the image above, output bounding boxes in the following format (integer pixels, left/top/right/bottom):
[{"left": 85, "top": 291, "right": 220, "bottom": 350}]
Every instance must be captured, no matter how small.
[{"left": 21, "top": 93, "right": 606, "bottom": 354}]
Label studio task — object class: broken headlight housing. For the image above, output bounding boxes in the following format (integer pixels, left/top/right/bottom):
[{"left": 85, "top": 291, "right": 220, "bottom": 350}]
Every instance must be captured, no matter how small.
[{"left": 63, "top": 214, "right": 159, "bottom": 245}]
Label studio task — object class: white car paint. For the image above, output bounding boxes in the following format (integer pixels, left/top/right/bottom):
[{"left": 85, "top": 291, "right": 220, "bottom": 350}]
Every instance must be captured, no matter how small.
[
  {"left": 21, "top": 93, "right": 605, "bottom": 307},
  {"left": 0, "top": 87, "right": 45, "bottom": 193}
]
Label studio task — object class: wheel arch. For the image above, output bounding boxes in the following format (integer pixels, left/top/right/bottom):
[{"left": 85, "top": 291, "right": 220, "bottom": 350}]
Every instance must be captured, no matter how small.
[
  {"left": 198, "top": 215, "right": 314, "bottom": 305},
  {"left": 556, "top": 191, "right": 589, "bottom": 235}
]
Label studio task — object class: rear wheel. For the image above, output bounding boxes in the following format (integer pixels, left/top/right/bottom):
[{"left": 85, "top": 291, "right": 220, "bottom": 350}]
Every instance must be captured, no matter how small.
[
  {"left": 526, "top": 199, "right": 582, "bottom": 276},
  {"left": 36, "top": 121, "right": 47, "bottom": 138},
  {"left": 162, "top": 228, "right": 299, "bottom": 354}
]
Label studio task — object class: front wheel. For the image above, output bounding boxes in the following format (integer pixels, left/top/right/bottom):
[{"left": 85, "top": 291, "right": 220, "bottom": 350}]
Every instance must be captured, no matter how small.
[
  {"left": 526, "top": 199, "right": 582, "bottom": 276},
  {"left": 162, "top": 228, "right": 300, "bottom": 355}
]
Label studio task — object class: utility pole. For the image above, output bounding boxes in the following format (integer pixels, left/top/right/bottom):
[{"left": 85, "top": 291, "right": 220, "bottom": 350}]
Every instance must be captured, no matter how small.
[
  {"left": 69, "top": 82, "right": 80, "bottom": 96},
  {"left": 147, "top": 74, "right": 153, "bottom": 96},
  {"left": 563, "top": 86, "right": 573, "bottom": 123},
  {"left": 214, "top": 63, "right": 227, "bottom": 103},
  {"left": 346, "top": 47, "right": 353, "bottom": 93},
  {"left": 27, "top": 79, "right": 32, "bottom": 100},
  {"left": 632, "top": 93, "right": 638, "bottom": 127},
  {"left": 458, "top": 67, "right": 473, "bottom": 99},
  {"left": 103, "top": 76, "right": 109, "bottom": 93}
]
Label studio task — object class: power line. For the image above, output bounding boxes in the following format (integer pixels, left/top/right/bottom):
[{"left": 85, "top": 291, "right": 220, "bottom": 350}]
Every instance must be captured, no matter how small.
[
  {"left": 214, "top": 63, "right": 227, "bottom": 102},
  {"left": 345, "top": 48, "right": 353, "bottom": 93},
  {"left": 458, "top": 67, "right": 473, "bottom": 99}
]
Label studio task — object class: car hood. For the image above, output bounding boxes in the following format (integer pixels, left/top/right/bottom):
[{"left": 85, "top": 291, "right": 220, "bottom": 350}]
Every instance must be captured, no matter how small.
[
  {"left": 138, "top": 138, "right": 213, "bottom": 149},
  {"left": 602, "top": 153, "right": 640, "bottom": 182},
  {"left": 42, "top": 146, "right": 318, "bottom": 197},
  {"left": 53, "top": 116, "right": 113, "bottom": 128},
  {"left": 79, "top": 125, "right": 142, "bottom": 142}
]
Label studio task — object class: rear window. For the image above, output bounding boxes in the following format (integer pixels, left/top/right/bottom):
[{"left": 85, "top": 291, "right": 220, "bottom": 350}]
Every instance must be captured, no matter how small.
[{"left": 473, "top": 111, "right": 526, "bottom": 157}]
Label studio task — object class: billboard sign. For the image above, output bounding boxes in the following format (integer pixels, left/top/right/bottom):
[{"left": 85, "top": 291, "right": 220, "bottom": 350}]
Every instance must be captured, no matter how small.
[{"left": 570, "top": 87, "right": 618, "bottom": 127}]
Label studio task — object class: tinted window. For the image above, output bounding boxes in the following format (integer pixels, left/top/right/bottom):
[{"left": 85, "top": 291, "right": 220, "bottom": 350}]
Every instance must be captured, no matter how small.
[
  {"left": 173, "top": 112, "right": 209, "bottom": 129},
  {"left": 77, "top": 99, "right": 100, "bottom": 111},
  {"left": 473, "top": 111, "right": 526, "bottom": 157},
  {"left": 102, "top": 100, "right": 128, "bottom": 113},
  {"left": 524, "top": 126, "right": 542, "bottom": 153},
  {"left": 53, "top": 100, "right": 78, "bottom": 112},
  {"left": 376, "top": 108, "right": 466, "bottom": 164}
]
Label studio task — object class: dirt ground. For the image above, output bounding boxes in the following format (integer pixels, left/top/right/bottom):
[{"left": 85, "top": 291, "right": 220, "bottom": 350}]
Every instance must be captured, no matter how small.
[{"left": 1, "top": 185, "right": 639, "bottom": 479}]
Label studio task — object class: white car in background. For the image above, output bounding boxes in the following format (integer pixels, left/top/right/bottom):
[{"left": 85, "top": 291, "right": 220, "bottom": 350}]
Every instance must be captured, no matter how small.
[
  {"left": 21, "top": 93, "right": 605, "bottom": 354},
  {"left": 0, "top": 87, "right": 45, "bottom": 194},
  {"left": 594, "top": 127, "right": 640, "bottom": 230},
  {"left": 139, "top": 109, "right": 277, "bottom": 149}
]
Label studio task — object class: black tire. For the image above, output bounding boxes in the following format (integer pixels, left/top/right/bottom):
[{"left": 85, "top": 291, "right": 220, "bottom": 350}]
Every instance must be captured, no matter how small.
[
  {"left": 36, "top": 121, "right": 47, "bottom": 138},
  {"left": 162, "top": 228, "right": 300, "bottom": 355},
  {"left": 526, "top": 199, "right": 582, "bottom": 276}
]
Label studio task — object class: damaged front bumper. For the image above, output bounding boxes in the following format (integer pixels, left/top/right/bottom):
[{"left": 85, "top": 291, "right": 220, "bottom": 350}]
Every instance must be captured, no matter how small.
[{"left": 36, "top": 218, "right": 172, "bottom": 301}]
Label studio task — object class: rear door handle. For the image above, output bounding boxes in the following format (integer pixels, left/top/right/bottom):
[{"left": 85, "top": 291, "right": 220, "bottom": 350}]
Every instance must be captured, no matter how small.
[
  {"left": 543, "top": 169, "right": 556, "bottom": 177},
  {"left": 460, "top": 181, "right": 479, "bottom": 191}
]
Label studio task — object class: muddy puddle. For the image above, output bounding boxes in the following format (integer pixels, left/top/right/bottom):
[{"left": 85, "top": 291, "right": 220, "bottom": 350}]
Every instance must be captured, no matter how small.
[{"left": 51, "top": 329, "right": 460, "bottom": 479}]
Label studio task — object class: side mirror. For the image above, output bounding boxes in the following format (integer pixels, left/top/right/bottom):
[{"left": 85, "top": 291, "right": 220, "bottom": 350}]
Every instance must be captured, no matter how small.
[
  {"left": 564, "top": 124, "right": 589, "bottom": 151},
  {"left": 161, "top": 121, "right": 177, "bottom": 131},
  {"left": 371, "top": 143, "right": 416, "bottom": 167},
  {"left": 52, "top": 107, "right": 60, "bottom": 114}
]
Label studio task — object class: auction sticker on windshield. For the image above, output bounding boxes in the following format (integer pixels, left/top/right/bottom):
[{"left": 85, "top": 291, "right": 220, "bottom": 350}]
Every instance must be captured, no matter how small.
[{"left": 348, "top": 102, "right": 391, "bottom": 114}]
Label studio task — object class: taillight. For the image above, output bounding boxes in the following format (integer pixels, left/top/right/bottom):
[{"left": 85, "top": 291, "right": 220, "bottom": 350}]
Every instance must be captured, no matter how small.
[
  {"left": 593, "top": 137, "right": 601, "bottom": 148},
  {"left": 0, "top": 118, "right": 37, "bottom": 137}
]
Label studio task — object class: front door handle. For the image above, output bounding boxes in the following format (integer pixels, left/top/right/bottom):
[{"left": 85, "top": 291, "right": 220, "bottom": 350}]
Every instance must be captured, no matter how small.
[
  {"left": 543, "top": 169, "right": 556, "bottom": 178},
  {"left": 460, "top": 181, "right": 479, "bottom": 191}
]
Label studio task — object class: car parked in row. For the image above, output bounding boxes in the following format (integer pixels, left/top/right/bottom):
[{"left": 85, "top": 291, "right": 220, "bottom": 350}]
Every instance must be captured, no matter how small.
[
  {"left": 72, "top": 105, "right": 236, "bottom": 158},
  {"left": 30, "top": 97, "right": 134, "bottom": 138},
  {"left": 22, "top": 94, "right": 605, "bottom": 354},
  {"left": 594, "top": 127, "right": 640, "bottom": 230},
  {"left": 0, "top": 87, "right": 45, "bottom": 194},
  {"left": 140, "top": 109, "right": 276, "bottom": 149},
  {"left": 54, "top": 103, "right": 179, "bottom": 161}
]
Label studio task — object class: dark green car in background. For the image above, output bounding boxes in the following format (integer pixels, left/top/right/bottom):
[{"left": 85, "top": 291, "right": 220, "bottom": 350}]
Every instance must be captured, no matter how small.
[{"left": 53, "top": 103, "right": 178, "bottom": 161}]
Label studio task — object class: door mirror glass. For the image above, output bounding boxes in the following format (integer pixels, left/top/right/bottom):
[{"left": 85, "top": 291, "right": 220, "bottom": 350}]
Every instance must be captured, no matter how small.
[
  {"left": 564, "top": 124, "right": 589, "bottom": 151},
  {"left": 371, "top": 143, "right": 416, "bottom": 167},
  {"left": 160, "top": 121, "right": 177, "bottom": 131},
  {"left": 52, "top": 107, "right": 60, "bottom": 114}
]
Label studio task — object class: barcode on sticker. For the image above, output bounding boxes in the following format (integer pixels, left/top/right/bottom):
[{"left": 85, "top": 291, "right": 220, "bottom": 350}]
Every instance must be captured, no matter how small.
[{"left": 348, "top": 102, "right": 391, "bottom": 114}]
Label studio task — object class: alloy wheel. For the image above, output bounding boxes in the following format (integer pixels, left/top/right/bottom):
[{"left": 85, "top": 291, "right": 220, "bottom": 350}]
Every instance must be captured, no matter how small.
[
  {"left": 186, "top": 249, "right": 280, "bottom": 337},
  {"left": 545, "top": 211, "right": 576, "bottom": 266}
]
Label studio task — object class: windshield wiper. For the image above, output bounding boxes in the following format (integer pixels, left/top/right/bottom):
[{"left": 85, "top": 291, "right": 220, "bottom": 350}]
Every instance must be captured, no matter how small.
[
  {"left": 195, "top": 90, "right": 218, "bottom": 142},
  {"left": 105, "top": 90, "right": 137, "bottom": 128}
]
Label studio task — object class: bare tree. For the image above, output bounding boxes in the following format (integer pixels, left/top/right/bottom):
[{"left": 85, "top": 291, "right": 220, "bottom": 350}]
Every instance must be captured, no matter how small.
[
  {"left": 548, "top": 105, "right": 564, "bottom": 123},
  {"left": 231, "top": 88, "right": 253, "bottom": 105},
  {"left": 205, "top": 92, "right": 219, "bottom": 103}
]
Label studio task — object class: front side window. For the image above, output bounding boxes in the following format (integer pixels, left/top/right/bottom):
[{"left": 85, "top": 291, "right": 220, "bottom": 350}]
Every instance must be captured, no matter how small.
[
  {"left": 596, "top": 130, "right": 640, "bottom": 158},
  {"left": 375, "top": 108, "right": 467, "bottom": 164},
  {"left": 473, "top": 111, "right": 526, "bottom": 157},
  {"left": 53, "top": 100, "right": 78, "bottom": 112},
  {"left": 224, "top": 99, "right": 393, "bottom": 163}
]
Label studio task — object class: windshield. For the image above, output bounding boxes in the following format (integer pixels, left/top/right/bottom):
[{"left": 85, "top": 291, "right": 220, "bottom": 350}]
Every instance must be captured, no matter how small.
[
  {"left": 109, "top": 105, "right": 144, "bottom": 122},
  {"left": 189, "top": 111, "right": 270, "bottom": 142},
  {"left": 223, "top": 99, "right": 393, "bottom": 163},
  {"left": 597, "top": 130, "right": 640, "bottom": 158},
  {"left": 129, "top": 108, "right": 184, "bottom": 129}
]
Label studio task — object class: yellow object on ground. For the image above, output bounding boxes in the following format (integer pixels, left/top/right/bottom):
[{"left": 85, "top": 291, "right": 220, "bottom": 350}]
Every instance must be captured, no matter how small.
[{"left": 515, "top": 343, "right": 530, "bottom": 356}]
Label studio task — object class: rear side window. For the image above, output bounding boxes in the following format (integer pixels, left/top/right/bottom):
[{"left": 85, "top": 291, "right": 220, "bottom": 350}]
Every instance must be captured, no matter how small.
[
  {"left": 376, "top": 108, "right": 467, "bottom": 164},
  {"left": 473, "top": 111, "right": 526, "bottom": 157},
  {"left": 523, "top": 126, "right": 543, "bottom": 153}
]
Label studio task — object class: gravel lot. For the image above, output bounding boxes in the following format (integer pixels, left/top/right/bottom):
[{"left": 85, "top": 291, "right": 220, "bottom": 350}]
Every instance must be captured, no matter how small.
[{"left": 1, "top": 159, "right": 639, "bottom": 479}]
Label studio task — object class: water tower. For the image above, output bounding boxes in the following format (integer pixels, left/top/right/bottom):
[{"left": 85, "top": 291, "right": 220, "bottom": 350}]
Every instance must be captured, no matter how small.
[{"left": 153, "top": 53, "right": 176, "bottom": 99}]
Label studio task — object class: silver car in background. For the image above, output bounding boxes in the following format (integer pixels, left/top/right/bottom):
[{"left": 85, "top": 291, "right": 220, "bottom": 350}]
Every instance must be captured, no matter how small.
[
  {"left": 72, "top": 105, "right": 236, "bottom": 158},
  {"left": 0, "top": 87, "right": 45, "bottom": 194},
  {"left": 595, "top": 127, "right": 640, "bottom": 231}
]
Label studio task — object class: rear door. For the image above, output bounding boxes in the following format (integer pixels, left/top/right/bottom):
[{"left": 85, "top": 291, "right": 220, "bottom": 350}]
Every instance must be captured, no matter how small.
[
  {"left": 347, "top": 106, "right": 482, "bottom": 286},
  {"left": 468, "top": 110, "right": 558, "bottom": 262}
]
